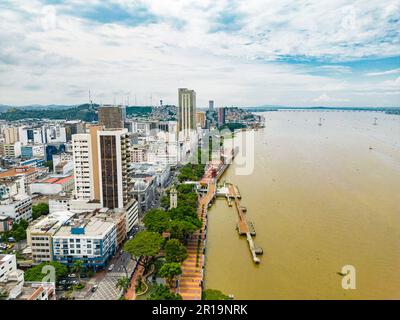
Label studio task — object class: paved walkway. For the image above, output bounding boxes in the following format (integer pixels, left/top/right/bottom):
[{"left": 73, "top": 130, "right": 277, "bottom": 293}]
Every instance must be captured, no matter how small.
[
  {"left": 177, "top": 167, "right": 217, "bottom": 300},
  {"left": 125, "top": 259, "right": 145, "bottom": 300}
]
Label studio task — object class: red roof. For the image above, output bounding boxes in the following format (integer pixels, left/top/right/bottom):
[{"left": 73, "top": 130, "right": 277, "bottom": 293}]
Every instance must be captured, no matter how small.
[{"left": 38, "top": 175, "right": 74, "bottom": 185}]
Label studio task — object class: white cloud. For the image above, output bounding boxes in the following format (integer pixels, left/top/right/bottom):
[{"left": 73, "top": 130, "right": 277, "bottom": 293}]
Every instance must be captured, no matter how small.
[
  {"left": 313, "top": 93, "right": 350, "bottom": 103},
  {"left": 366, "top": 68, "right": 400, "bottom": 76},
  {"left": 0, "top": 0, "right": 399, "bottom": 107}
]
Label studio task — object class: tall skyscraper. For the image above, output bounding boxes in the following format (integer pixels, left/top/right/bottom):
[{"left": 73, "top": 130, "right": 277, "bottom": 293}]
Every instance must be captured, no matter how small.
[
  {"left": 98, "top": 105, "right": 126, "bottom": 129},
  {"left": 177, "top": 88, "right": 196, "bottom": 139},
  {"left": 97, "top": 129, "right": 131, "bottom": 209},
  {"left": 72, "top": 127, "right": 138, "bottom": 232},
  {"left": 209, "top": 100, "right": 214, "bottom": 111},
  {"left": 218, "top": 107, "right": 226, "bottom": 127},
  {"left": 72, "top": 125, "right": 102, "bottom": 201}
]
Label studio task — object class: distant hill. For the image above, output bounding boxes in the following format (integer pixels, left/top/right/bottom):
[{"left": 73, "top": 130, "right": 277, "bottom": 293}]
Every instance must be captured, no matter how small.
[
  {"left": 245, "top": 105, "right": 400, "bottom": 113},
  {"left": 0, "top": 104, "right": 153, "bottom": 121}
]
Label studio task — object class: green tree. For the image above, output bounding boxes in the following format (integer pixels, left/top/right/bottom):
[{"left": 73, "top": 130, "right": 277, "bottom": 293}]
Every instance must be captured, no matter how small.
[
  {"left": 160, "top": 195, "right": 170, "bottom": 210},
  {"left": 116, "top": 276, "right": 130, "bottom": 294},
  {"left": 165, "top": 239, "right": 188, "bottom": 263},
  {"left": 72, "top": 260, "right": 83, "bottom": 283},
  {"left": 148, "top": 284, "right": 182, "bottom": 300},
  {"left": 123, "top": 231, "right": 164, "bottom": 268},
  {"left": 32, "top": 203, "right": 49, "bottom": 220},
  {"left": 135, "top": 276, "right": 145, "bottom": 294},
  {"left": 24, "top": 262, "right": 68, "bottom": 282},
  {"left": 202, "top": 289, "right": 230, "bottom": 300},
  {"left": 143, "top": 209, "right": 170, "bottom": 234},
  {"left": 9, "top": 219, "right": 29, "bottom": 241},
  {"left": 169, "top": 219, "right": 198, "bottom": 242},
  {"left": 177, "top": 183, "right": 194, "bottom": 194},
  {"left": 159, "top": 262, "right": 182, "bottom": 288}
]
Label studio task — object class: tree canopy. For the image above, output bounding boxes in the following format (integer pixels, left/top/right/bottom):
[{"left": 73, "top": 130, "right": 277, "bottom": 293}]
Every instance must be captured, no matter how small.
[
  {"left": 24, "top": 262, "right": 68, "bottom": 282},
  {"left": 148, "top": 284, "right": 182, "bottom": 300},
  {"left": 202, "top": 289, "right": 230, "bottom": 300},
  {"left": 158, "top": 262, "right": 182, "bottom": 288},
  {"left": 165, "top": 239, "right": 188, "bottom": 263},
  {"left": 123, "top": 231, "right": 164, "bottom": 266},
  {"left": 32, "top": 203, "right": 49, "bottom": 220},
  {"left": 143, "top": 209, "right": 170, "bottom": 234},
  {"left": 177, "top": 164, "right": 205, "bottom": 182}
]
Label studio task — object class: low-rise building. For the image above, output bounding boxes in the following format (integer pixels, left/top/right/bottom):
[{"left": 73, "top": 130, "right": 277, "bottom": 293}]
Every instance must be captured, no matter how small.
[
  {"left": 0, "top": 254, "right": 21, "bottom": 283},
  {"left": 0, "top": 194, "right": 32, "bottom": 222},
  {"left": 21, "top": 144, "right": 45, "bottom": 160},
  {"left": 27, "top": 211, "right": 75, "bottom": 264},
  {"left": 16, "top": 282, "right": 56, "bottom": 300},
  {"left": 132, "top": 177, "right": 156, "bottom": 213},
  {"left": 3, "top": 142, "right": 21, "bottom": 158},
  {"left": 0, "top": 166, "right": 48, "bottom": 194},
  {"left": 52, "top": 214, "right": 117, "bottom": 270},
  {"left": 30, "top": 175, "right": 74, "bottom": 195},
  {"left": 0, "top": 214, "right": 13, "bottom": 232},
  {"left": 130, "top": 144, "right": 149, "bottom": 163}
]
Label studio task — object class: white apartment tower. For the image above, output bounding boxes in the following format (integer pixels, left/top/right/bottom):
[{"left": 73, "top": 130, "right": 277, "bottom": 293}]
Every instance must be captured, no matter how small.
[{"left": 72, "top": 126, "right": 102, "bottom": 201}]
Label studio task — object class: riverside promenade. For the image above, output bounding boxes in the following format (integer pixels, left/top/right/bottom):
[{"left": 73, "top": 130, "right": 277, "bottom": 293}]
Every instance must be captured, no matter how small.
[{"left": 176, "top": 164, "right": 221, "bottom": 300}]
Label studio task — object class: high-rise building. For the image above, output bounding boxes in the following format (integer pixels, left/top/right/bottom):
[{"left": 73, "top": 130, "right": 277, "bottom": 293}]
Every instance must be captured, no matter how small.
[
  {"left": 177, "top": 88, "right": 196, "bottom": 139},
  {"left": 72, "top": 125, "right": 102, "bottom": 201},
  {"left": 218, "top": 107, "right": 226, "bottom": 127},
  {"left": 209, "top": 100, "right": 214, "bottom": 111},
  {"left": 72, "top": 127, "right": 138, "bottom": 232},
  {"left": 3, "top": 127, "right": 19, "bottom": 144},
  {"left": 98, "top": 105, "right": 126, "bottom": 129},
  {"left": 97, "top": 129, "right": 131, "bottom": 210}
]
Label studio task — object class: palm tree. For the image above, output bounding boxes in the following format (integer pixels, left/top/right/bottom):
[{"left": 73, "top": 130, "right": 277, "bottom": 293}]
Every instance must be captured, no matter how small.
[
  {"left": 116, "top": 276, "right": 130, "bottom": 294},
  {"left": 72, "top": 260, "right": 83, "bottom": 284}
]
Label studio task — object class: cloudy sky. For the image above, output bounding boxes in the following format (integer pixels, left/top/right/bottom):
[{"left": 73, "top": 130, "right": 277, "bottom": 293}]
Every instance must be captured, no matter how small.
[{"left": 0, "top": 0, "right": 399, "bottom": 107}]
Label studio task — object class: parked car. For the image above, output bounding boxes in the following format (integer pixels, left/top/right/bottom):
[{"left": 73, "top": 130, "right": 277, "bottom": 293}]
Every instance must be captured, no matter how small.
[
  {"left": 91, "top": 285, "right": 98, "bottom": 292},
  {"left": 108, "top": 264, "right": 114, "bottom": 272},
  {"left": 8, "top": 237, "right": 15, "bottom": 243},
  {"left": 67, "top": 273, "right": 77, "bottom": 278}
]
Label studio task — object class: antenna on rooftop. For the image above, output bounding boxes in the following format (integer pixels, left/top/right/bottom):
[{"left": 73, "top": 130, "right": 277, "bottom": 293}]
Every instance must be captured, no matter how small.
[{"left": 89, "top": 89, "right": 93, "bottom": 109}]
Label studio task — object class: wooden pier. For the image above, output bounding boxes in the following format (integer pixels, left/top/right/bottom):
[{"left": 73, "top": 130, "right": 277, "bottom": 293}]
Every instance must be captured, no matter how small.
[{"left": 227, "top": 184, "right": 263, "bottom": 263}]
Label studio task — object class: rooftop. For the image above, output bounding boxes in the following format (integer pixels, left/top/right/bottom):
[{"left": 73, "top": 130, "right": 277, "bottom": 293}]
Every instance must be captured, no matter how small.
[
  {"left": 34, "top": 175, "right": 74, "bottom": 185},
  {"left": 54, "top": 217, "right": 114, "bottom": 238},
  {"left": 0, "top": 166, "right": 39, "bottom": 178},
  {"left": 29, "top": 211, "right": 75, "bottom": 235}
]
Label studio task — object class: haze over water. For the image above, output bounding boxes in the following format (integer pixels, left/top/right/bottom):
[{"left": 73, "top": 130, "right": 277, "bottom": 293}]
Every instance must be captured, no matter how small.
[{"left": 204, "top": 111, "right": 400, "bottom": 300}]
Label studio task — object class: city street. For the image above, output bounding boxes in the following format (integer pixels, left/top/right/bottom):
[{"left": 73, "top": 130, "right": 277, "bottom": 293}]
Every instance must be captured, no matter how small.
[{"left": 88, "top": 251, "right": 137, "bottom": 300}]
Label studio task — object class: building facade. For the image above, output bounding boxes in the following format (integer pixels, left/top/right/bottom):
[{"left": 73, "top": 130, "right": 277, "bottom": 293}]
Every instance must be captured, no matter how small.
[
  {"left": 52, "top": 217, "right": 117, "bottom": 270},
  {"left": 98, "top": 129, "right": 131, "bottom": 210},
  {"left": 72, "top": 126, "right": 102, "bottom": 201},
  {"left": 0, "top": 194, "right": 32, "bottom": 222},
  {"left": 27, "top": 211, "right": 75, "bottom": 264},
  {"left": 178, "top": 88, "right": 196, "bottom": 140},
  {"left": 98, "top": 105, "right": 126, "bottom": 129}
]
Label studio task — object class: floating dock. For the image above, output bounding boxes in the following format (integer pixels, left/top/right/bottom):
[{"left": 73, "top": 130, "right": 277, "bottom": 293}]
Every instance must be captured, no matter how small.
[{"left": 228, "top": 184, "right": 262, "bottom": 263}]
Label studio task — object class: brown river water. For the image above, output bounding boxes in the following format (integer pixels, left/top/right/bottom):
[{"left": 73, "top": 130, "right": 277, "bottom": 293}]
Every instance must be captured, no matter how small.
[{"left": 204, "top": 111, "right": 400, "bottom": 299}]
